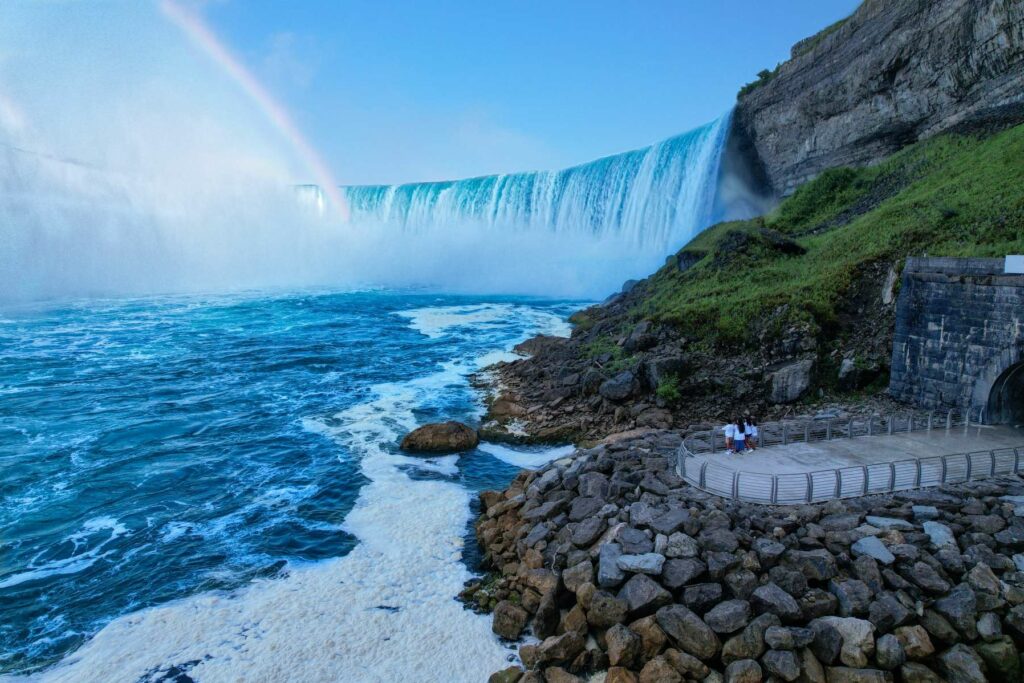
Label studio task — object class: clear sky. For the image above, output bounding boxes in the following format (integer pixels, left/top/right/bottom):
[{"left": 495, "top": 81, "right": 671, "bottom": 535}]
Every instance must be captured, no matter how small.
[
  {"left": 199, "top": 1, "right": 860, "bottom": 185},
  {"left": 1, "top": 1, "right": 860, "bottom": 187}
]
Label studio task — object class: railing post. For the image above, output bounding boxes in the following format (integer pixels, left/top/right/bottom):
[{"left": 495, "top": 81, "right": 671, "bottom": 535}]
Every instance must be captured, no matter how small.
[
  {"left": 889, "top": 462, "right": 896, "bottom": 491},
  {"left": 826, "top": 421, "right": 832, "bottom": 440},
  {"left": 711, "top": 429, "right": 717, "bottom": 452},
  {"left": 915, "top": 459, "right": 922, "bottom": 487},
  {"left": 804, "top": 423, "right": 810, "bottom": 443},
  {"left": 991, "top": 450, "right": 997, "bottom": 476},
  {"left": 834, "top": 470, "right": 842, "bottom": 498},
  {"left": 927, "top": 412, "right": 933, "bottom": 432},
  {"left": 771, "top": 476, "right": 778, "bottom": 504},
  {"left": 806, "top": 473, "right": 813, "bottom": 503},
  {"left": 848, "top": 419, "right": 854, "bottom": 438},
  {"left": 888, "top": 416, "right": 894, "bottom": 435},
  {"left": 868, "top": 417, "right": 873, "bottom": 437},
  {"left": 862, "top": 465, "right": 869, "bottom": 495},
  {"left": 732, "top": 472, "right": 740, "bottom": 500},
  {"left": 1015, "top": 448, "right": 1021, "bottom": 474},
  {"left": 699, "top": 462, "right": 708, "bottom": 488},
  {"left": 966, "top": 453, "right": 973, "bottom": 480},
  {"left": 941, "top": 456, "right": 948, "bottom": 483},
  {"left": 946, "top": 410, "right": 953, "bottom": 430},
  {"left": 783, "top": 424, "right": 788, "bottom": 445}
]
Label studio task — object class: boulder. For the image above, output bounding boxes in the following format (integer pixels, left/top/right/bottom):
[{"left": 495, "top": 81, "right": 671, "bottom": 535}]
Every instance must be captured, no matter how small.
[
  {"left": 816, "top": 617, "right": 875, "bottom": 668},
  {"left": 400, "top": 421, "right": 479, "bottom": 452},
  {"left": 492, "top": 600, "right": 529, "bottom": 640},
  {"left": 762, "top": 649, "right": 801, "bottom": 682},
  {"left": 619, "top": 574, "right": 673, "bottom": 619},
  {"left": 751, "top": 583, "right": 802, "bottom": 622},
  {"left": 723, "top": 659, "right": 762, "bottom": 683},
  {"left": 704, "top": 599, "right": 752, "bottom": 634},
  {"left": 617, "top": 553, "right": 666, "bottom": 575},
  {"left": 605, "top": 624, "right": 642, "bottom": 668},
  {"left": 638, "top": 656, "right": 682, "bottom": 683},
  {"left": 876, "top": 634, "right": 906, "bottom": 670},
  {"left": 600, "top": 371, "right": 639, "bottom": 402},
  {"left": 588, "top": 590, "right": 629, "bottom": 628},
  {"left": 851, "top": 536, "right": 895, "bottom": 565},
  {"left": 769, "top": 359, "right": 814, "bottom": 403},
  {"left": 599, "top": 543, "right": 626, "bottom": 588},
  {"left": 936, "top": 643, "right": 986, "bottom": 683}
]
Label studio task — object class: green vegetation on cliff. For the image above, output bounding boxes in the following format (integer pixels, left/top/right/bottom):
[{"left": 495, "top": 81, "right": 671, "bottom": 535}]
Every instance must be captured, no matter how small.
[{"left": 636, "top": 124, "right": 1024, "bottom": 348}]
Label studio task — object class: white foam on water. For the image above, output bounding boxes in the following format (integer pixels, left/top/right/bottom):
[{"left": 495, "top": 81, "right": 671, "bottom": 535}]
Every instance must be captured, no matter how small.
[
  {"left": 0, "top": 517, "right": 129, "bottom": 590},
  {"left": 6, "top": 304, "right": 573, "bottom": 683},
  {"left": 397, "top": 303, "right": 572, "bottom": 341},
  {"left": 477, "top": 442, "right": 576, "bottom": 470}
]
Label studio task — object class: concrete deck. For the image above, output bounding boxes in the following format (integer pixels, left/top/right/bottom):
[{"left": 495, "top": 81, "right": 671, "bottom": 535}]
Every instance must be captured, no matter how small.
[
  {"left": 680, "top": 425, "right": 1024, "bottom": 503},
  {"left": 690, "top": 424, "right": 1024, "bottom": 475}
]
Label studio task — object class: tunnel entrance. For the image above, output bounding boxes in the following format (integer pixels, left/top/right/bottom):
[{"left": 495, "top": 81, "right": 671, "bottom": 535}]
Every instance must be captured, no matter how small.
[{"left": 988, "top": 362, "right": 1024, "bottom": 427}]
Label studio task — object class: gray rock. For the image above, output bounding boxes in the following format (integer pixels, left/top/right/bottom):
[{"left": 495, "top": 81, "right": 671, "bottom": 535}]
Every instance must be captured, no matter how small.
[
  {"left": 617, "top": 527, "right": 654, "bottom": 555},
  {"left": 664, "top": 531, "right": 700, "bottom": 558},
  {"left": 923, "top": 521, "right": 957, "bottom": 549},
  {"left": 587, "top": 590, "right": 629, "bottom": 628},
  {"left": 809, "top": 619, "right": 843, "bottom": 665},
  {"left": 650, "top": 508, "right": 690, "bottom": 536},
  {"left": 764, "top": 626, "right": 815, "bottom": 650},
  {"left": 723, "top": 659, "right": 762, "bottom": 683},
  {"left": 900, "top": 662, "right": 944, "bottom": 683},
  {"left": 769, "top": 359, "right": 814, "bottom": 403},
  {"left": 851, "top": 536, "right": 895, "bottom": 565},
  {"left": 976, "top": 611, "right": 1002, "bottom": 642},
  {"left": 973, "top": 636, "right": 1020, "bottom": 681},
  {"left": 762, "top": 649, "right": 801, "bottom": 682},
  {"left": 936, "top": 643, "right": 986, "bottom": 683},
  {"left": 865, "top": 515, "right": 914, "bottom": 530},
  {"left": 933, "top": 584, "right": 978, "bottom": 640},
  {"left": 906, "top": 561, "right": 952, "bottom": 594},
  {"left": 912, "top": 505, "right": 940, "bottom": 521},
  {"left": 876, "top": 634, "right": 906, "bottom": 670},
  {"left": 535, "top": 631, "right": 585, "bottom": 666},
  {"left": 699, "top": 528, "right": 740, "bottom": 552},
  {"left": 568, "top": 496, "right": 604, "bottom": 522},
  {"left": 562, "top": 560, "right": 593, "bottom": 593},
  {"left": 785, "top": 549, "right": 838, "bottom": 581},
  {"left": 722, "top": 613, "right": 780, "bottom": 664},
  {"left": 724, "top": 569, "right": 759, "bottom": 600},
  {"left": 605, "top": 623, "right": 641, "bottom": 668},
  {"left": 751, "top": 582, "right": 802, "bottom": 622},
  {"left": 571, "top": 516, "right": 605, "bottom": 546},
  {"left": 598, "top": 543, "right": 625, "bottom": 588},
  {"left": 616, "top": 553, "right": 665, "bottom": 575},
  {"left": 618, "top": 573, "right": 672, "bottom": 619},
  {"left": 816, "top": 616, "right": 875, "bottom": 668},
  {"left": 599, "top": 371, "right": 638, "bottom": 402},
  {"left": 656, "top": 604, "right": 721, "bottom": 659},
  {"left": 661, "top": 558, "right": 706, "bottom": 590},
  {"left": 824, "top": 668, "right": 890, "bottom": 683},
  {"left": 704, "top": 600, "right": 752, "bottom": 634},
  {"left": 683, "top": 583, "right": 724, "bottom": 613},
  {"left": 576, "top": 472, "right": 609, "bottom": 499},
  {"left": 707, "top": 551, "right": 742, "bottom": 579},
  {"left": 752, "top": 538, "right": 787, "bottom": 568},
  {"left": 829, "top": 578, "right": 872, "bottom": 617},
  {"left": 867, "top": 591, "right": 913, "bottom": 632}
]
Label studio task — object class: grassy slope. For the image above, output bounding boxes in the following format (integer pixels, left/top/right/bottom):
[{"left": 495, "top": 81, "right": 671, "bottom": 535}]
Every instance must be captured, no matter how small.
[{"left": 635, "top": 124, "right": 1024, "bottom": 348}]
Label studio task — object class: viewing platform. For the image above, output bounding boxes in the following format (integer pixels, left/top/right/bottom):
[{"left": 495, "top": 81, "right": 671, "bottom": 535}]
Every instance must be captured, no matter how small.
[{"left": 676, "top": 410, "right": 1024, "bottom": 504}]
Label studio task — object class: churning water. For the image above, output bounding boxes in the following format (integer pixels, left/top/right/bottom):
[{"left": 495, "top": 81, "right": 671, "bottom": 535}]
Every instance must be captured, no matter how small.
[{"left": 0, "top": 291, "right": 579, "bottom": 681}]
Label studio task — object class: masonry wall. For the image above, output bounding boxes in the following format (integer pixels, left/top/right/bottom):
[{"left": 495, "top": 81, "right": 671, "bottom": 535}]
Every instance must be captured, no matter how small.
[{"left": 889, "top": 257, "right": 1024, "bottom": 416}]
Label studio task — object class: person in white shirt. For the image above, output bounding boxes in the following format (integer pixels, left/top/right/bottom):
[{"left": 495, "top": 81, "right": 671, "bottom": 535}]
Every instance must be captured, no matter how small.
[
  {"left": 722, "top": 422, "right": 736, "bottom": 453},
  {"left": 746, "top": 417, "right": 759, "bottom": 450},
  {"left": 733, "top": 417, "right": 747, "bottom": 453}
]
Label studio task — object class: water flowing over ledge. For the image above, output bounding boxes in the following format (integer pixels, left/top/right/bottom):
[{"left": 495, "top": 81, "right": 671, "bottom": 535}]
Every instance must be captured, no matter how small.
[{"left": 341, "top": 114, "right": 732, "bottom": 254}]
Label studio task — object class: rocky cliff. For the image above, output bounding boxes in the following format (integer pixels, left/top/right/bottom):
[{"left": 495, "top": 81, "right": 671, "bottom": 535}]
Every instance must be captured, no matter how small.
[{"left": 733, "top": 0, "right": 1024, "bottom": 196}]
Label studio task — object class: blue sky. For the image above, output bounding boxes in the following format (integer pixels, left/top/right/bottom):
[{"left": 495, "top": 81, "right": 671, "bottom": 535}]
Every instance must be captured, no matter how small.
[
  {"left": 2, "top": 1, "right": 859, "bottom": 186},
  {"left": 195, "top": 1, "right": 860, "bottom": 185}
]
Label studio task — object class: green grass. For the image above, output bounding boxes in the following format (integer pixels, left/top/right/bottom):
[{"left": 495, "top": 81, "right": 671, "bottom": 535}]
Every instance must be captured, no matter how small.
[
  {"left": 636, "top": 124, "right": 1024, "bottom": 349},
  {"left": 791, "top": 17, "right": 850, "bottom": 58}
]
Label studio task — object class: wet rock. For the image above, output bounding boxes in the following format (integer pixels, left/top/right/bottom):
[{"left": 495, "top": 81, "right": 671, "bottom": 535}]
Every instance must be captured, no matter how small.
[
  {"left": 493, "top": 600, "right": 529, "bottom": 640},
  {"left": 400, "top": 421, "right": 479, "bottom": 452},
  {"left": 488, "top": 666, "right": 524, "bottom": 683},
  {"left": 536, "top": 631, "right": 585, "bottom": 666}
]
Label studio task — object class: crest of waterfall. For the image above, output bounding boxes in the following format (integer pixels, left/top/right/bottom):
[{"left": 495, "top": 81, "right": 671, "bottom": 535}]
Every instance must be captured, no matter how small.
[{"left": 341, "top": 113, "right": 732, "bottom": 254}]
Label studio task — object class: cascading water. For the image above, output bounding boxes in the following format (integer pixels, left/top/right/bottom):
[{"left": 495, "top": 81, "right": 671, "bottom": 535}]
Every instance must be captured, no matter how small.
[{"left": 342, "top": 114, "right": 732, "bottom": 255}]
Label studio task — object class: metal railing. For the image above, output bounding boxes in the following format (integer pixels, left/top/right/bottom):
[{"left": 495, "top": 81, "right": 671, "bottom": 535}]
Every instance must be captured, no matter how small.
[
  {"left": 673, "top": 407, "right": 1023, "bottom": 505},
  {"left": 680, "top": 407, "right": 986, "bottom": 456}
]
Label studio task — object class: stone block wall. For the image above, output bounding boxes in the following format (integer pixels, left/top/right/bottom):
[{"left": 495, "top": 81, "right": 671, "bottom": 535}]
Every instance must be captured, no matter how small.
[{"left": 889, "top": 257, "right": 1024, "bottom": 417}]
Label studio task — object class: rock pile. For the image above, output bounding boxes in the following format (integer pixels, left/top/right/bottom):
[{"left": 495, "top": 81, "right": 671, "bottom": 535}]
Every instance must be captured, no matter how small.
[{"left": 467, "top": 430, "right": 1024, "bottom": 683}]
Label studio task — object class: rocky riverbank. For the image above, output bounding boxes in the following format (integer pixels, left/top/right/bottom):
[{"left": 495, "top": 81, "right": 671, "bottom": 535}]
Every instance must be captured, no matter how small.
[{"left": 466, "top": 429, "right": 1024, "bottom": 683}]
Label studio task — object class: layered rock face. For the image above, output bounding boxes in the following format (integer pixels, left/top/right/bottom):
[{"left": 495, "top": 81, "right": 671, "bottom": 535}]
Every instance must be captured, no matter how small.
[
  {"left": 469, "top": 430, "right": 1024, "bottom": 682},
  {"left": 733, "top": 0, "right": 1024, "bottom": 195}
]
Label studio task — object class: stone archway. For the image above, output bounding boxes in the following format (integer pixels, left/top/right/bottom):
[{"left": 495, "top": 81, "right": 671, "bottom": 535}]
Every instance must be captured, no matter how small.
[{"left": 987, "top": 362, "right": 1024, "bottom": 427}]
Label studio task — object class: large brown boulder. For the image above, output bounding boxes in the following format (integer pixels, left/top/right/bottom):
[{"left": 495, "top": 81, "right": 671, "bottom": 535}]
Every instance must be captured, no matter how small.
[{"left": 400, "top": 421, "right": 479, "bottom": 453}]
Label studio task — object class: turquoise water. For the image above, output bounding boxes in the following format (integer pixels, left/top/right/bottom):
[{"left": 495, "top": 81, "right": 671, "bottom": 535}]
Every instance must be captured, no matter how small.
[{"left": 0, "top": 290, "right": 579, "bottom": 677}]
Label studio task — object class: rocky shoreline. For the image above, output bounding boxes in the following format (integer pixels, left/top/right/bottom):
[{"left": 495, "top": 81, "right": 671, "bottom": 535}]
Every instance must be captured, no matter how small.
[{"left": 465, "top": 429, "right": 1024, "bottom": 683}]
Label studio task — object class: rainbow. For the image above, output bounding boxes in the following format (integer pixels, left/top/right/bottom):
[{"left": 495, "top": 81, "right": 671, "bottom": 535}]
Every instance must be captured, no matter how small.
[{"left": 160, "top": 0, "right": 348, "bottom": 219}]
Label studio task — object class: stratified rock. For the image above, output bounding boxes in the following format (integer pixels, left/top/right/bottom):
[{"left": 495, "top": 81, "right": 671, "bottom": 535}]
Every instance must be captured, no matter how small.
[{"left": 400, "top": 421, "right": 479, "bottom": 452}]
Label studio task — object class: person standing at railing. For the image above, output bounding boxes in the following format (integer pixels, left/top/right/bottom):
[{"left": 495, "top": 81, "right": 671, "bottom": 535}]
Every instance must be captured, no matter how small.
[
  {"left": 745, "top": 417, "right": 759, "bottom": 450},
  {"left": 722, "top": 421, "right": 736, "bottom": 454},
  {"left": 734, "top": 417, "right": 748, "bottom": 454}
]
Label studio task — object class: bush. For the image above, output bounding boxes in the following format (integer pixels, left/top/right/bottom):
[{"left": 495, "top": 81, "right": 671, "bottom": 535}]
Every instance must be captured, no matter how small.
[{"left": 656, "top": 375, "right": 682, "bottom": 404}]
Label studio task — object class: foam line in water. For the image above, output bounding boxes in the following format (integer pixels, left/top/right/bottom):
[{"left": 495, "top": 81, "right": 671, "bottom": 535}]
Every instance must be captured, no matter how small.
[{"left": 4, "top": 304, "right": 570, "bottom": 683}]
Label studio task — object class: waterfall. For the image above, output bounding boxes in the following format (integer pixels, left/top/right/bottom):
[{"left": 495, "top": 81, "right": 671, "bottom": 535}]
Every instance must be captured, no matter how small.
[{"left": 341, "top": 113, "right": 732, "bottom": 255}]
